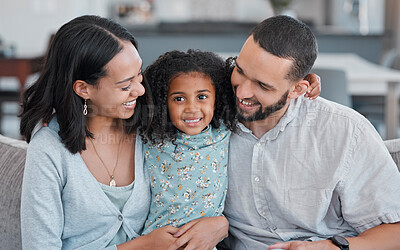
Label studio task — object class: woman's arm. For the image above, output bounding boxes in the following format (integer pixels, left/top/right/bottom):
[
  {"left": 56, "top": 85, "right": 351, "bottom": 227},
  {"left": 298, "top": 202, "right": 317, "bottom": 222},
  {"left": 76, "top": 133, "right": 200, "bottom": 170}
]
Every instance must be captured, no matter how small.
[
  {"left": 171, "top": 216, "right": 229, "bottom": 250},
  {"left": 118, "top": 216, "right": 228, "bottom": 250},
  {"left": 304, "top": 73, "right": 321, "bottom": 99},
  {"left": 21, "top": 137, "right": 64, "bottom": 249},
  {"left": 117, "top": 226, "right": 180, "bottom": 250}
]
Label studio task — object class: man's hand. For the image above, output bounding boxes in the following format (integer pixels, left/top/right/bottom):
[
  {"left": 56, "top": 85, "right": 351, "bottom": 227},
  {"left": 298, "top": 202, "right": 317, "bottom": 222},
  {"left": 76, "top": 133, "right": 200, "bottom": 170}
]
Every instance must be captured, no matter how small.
[
  {"left": 269, "top": 239, "right": 337, "bottom": 250},
  {"left": 171, "top": 216, "right": 229, "bottom": 250}
]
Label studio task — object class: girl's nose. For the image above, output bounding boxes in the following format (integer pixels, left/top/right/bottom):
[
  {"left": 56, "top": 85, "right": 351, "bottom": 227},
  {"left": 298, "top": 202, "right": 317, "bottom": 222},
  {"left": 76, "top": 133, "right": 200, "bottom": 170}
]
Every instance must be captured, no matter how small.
[{"left": 184, "top": 99, "right": 200, "bottom": 112}]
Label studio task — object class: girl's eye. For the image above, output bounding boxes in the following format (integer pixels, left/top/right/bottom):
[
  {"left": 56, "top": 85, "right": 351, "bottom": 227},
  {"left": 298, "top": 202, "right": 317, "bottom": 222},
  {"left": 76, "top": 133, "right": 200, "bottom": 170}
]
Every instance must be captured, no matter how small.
[
  {"left": 174, "top": 96, "right": 185, "bottom": 102},
  {"left": 198, "top": 94, "right": 207, "bottom": 100},
  {"left": 122, "top": 84, "right": 131, "bottom": 91}
]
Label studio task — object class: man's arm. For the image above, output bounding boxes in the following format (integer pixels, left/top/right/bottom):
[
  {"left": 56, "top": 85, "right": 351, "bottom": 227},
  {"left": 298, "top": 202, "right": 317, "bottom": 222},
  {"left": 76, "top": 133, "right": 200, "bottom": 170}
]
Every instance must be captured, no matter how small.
[
  {"left": 268, "top": 222, "right": 400, "bottom": 250},
  {"left": 347, "top": 222, "right": 400, "bottom": 249}
]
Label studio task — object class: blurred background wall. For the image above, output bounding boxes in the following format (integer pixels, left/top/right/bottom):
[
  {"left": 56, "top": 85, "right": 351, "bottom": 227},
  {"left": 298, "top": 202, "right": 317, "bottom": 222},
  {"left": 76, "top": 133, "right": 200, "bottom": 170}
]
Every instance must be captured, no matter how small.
[{"left": 1, "top": 0, "right": 400, "bottom": 139}]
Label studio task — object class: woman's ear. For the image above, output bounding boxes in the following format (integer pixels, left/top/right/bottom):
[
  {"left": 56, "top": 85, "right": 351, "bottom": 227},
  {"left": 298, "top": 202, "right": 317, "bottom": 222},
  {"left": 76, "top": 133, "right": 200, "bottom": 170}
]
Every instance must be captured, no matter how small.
[
  {"left": 73, "top": 80, "right": 90, "bottom": 100},
  {"left": 288, "top": 79, "right": 310, "bottom": 99}
]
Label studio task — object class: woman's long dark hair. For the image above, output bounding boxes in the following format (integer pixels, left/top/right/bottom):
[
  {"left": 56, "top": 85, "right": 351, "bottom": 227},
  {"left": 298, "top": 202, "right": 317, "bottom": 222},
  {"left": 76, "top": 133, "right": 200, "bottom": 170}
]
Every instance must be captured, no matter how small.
[{"left": 20, "top": 15, "right": 153, "bottom": 154}]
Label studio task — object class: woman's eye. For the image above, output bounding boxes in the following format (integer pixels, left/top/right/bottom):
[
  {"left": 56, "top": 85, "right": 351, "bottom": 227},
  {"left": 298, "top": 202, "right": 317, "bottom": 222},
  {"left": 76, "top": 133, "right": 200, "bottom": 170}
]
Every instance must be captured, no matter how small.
[
  {"left": 122, "top": 84, "right": 131, "bottom": 91},
  {"left": 198, "top": 94, "right": 207, "bottom": 100},
  {"left": 174, "top": 97, "right": 185, "bottom": 102}
]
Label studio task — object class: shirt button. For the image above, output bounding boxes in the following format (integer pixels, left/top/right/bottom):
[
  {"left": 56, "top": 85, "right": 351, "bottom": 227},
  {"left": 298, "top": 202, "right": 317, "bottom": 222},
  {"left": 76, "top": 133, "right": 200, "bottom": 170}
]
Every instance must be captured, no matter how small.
[
  {"left": 254, "top": 176, "right": 260, "bottom": 182},
  {"left": 118, "top": 215, "right": 123, "bottom": 221}
]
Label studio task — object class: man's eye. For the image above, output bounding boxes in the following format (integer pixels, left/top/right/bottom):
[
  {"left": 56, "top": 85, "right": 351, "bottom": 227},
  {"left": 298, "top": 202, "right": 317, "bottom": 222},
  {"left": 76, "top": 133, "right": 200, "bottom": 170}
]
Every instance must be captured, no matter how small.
[
  {"left": 198, "top": 94, "right": 207, "bottom": 100},
  {"left": 236, "top": 66, "right": 244, "bottom": 74},
  {"left": 174, "top": 97, "right": 185, "bottom": 102}
]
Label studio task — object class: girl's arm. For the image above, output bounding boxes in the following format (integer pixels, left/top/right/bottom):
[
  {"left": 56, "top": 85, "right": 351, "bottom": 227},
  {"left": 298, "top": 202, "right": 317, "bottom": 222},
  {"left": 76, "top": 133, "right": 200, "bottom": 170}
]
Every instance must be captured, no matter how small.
[{"left": 304, "top": 73, "right": 321, "bottom": 99}]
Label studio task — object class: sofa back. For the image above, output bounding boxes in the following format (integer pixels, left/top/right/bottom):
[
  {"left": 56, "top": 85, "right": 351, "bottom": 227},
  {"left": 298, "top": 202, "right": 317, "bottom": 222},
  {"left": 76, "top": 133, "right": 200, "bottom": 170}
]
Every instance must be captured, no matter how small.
[
  {"left": 0, "top": 135, "right": 27, "bottom": 250},
  {"left": 384, "top": 138, "right": 400, "bottom": 171}
]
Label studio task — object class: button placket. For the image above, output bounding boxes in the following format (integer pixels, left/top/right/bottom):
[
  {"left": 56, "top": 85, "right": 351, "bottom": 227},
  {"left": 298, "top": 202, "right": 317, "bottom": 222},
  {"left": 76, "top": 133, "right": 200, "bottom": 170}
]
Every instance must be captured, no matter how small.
[{"left": 253, "top": 139, "right": 276, "bottom": 230}]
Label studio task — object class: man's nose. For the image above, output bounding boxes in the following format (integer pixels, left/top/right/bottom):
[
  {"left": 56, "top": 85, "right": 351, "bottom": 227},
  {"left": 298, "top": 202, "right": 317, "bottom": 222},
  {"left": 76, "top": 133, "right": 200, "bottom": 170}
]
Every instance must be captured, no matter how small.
[{"left": 235, "top": 79, "right": 254, "bottom": 99}]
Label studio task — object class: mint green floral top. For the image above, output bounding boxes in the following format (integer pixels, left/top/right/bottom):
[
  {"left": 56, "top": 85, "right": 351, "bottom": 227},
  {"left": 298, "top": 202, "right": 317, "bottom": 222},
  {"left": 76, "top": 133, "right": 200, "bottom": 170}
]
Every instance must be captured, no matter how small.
[{"left": 142, "top": 125, "right": 230, "bottom": 234}]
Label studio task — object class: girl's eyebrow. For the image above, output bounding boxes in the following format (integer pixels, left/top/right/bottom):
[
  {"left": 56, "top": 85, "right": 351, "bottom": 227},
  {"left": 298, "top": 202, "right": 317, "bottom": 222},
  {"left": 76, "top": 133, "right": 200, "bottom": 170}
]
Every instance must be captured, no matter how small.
[{"left": 170, "top": 89, "right": 211, "bottom": 95}]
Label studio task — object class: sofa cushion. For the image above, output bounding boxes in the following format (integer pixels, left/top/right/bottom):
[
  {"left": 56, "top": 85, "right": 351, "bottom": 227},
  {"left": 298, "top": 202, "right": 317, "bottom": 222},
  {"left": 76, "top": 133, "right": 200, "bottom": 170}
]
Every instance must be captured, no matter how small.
[
  {"left": 384, "top": 138, "right": 400, "bottom": 171},
  {"left": 0, "top": 135, "right": 27, "bottom": 250}
]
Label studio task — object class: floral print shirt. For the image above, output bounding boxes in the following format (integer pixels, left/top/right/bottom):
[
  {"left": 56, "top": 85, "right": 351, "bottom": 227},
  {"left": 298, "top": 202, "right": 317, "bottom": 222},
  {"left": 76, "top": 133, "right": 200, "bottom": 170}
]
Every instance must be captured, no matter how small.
[{"left": 142, "top": 125, "right": 230, "bottom": 234}]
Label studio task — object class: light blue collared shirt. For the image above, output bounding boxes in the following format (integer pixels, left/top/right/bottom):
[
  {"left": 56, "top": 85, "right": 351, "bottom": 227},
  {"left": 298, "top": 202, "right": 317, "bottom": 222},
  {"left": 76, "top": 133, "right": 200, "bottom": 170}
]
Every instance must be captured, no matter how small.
[{"left": 222, "top": 96, "right": 400, "bottom": 249}]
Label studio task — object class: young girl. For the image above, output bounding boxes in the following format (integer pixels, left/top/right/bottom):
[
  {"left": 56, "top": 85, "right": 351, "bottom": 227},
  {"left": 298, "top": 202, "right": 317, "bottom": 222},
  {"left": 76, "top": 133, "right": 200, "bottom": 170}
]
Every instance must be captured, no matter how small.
[{"left": 141, "top": 50, "right": 236, "bottom": 241}]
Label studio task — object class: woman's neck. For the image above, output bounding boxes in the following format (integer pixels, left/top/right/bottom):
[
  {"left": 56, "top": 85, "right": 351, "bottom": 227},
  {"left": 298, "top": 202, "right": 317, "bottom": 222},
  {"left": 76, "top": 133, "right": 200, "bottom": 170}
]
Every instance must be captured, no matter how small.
[{"left": 86, "top": 116, "right": 124, "bottom": 138}]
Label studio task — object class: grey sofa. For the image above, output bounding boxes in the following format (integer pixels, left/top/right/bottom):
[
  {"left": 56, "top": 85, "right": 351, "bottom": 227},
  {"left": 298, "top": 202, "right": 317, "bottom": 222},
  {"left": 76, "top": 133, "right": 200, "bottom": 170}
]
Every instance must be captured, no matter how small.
[
  {"left": 1, "top": 134, "right": 400, "bottom": 249},
  {"left": 0, "top": 135, "right": 27, "bottom": 250}
]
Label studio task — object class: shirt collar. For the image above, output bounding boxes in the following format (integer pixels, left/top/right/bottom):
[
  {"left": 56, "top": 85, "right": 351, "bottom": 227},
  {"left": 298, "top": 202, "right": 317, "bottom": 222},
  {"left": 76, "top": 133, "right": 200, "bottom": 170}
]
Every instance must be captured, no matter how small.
[{"left": 236, "top": 96, "right": 304, "bottom": 141}]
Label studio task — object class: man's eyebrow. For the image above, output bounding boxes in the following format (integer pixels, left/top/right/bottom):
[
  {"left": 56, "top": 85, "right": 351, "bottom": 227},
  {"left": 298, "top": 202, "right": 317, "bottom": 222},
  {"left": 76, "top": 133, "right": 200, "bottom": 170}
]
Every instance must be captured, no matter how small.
[
  {"left": 256, "top": 80, "right": 276, "bottom": 90},
  {"left": 236, "top": 60, "right": 276, "bottom": 90}
]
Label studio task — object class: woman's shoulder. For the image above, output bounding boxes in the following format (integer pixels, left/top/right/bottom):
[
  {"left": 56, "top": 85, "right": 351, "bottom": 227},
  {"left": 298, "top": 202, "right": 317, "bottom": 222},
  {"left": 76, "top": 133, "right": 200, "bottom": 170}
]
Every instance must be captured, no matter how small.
[{"left": 28, "top": 119, "right": 64, "bottom": 153}]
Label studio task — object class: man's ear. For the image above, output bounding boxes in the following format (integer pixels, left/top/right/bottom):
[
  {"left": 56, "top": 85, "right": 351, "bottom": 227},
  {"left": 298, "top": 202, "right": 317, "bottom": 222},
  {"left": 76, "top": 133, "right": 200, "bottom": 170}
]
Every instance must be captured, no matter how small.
[
  {"left": 73, "top": 80, "right": 90, "bottom": 100},
  {"left": 288, "top": 79, "right": 310, "bottom": 99}
]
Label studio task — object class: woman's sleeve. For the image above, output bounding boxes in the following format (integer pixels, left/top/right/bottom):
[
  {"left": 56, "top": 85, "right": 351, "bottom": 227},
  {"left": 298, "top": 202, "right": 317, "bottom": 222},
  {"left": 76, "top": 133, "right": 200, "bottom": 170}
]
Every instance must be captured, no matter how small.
[{"left": 20, "top": 133, "right": 65, "bottom": 249}]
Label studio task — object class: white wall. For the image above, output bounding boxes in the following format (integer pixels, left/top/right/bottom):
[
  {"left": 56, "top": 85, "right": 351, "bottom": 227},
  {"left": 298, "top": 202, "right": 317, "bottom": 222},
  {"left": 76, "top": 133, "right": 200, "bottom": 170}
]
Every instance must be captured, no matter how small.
[{"left": 0, "top": 0, "right": 112, "bottom": 56}]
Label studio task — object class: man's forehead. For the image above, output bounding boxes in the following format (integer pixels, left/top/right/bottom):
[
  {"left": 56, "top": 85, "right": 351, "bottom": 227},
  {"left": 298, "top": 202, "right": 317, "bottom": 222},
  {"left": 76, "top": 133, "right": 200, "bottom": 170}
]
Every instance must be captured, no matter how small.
[{"left": 236, "top": 37, "right": 294, "bottom": 85}]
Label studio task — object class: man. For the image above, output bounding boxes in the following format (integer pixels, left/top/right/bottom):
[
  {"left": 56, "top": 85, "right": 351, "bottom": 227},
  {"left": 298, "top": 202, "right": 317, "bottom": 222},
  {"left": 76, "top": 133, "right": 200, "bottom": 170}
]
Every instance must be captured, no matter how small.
[{"left": 222, "top": 15, "right": 400, "bottom": 249}]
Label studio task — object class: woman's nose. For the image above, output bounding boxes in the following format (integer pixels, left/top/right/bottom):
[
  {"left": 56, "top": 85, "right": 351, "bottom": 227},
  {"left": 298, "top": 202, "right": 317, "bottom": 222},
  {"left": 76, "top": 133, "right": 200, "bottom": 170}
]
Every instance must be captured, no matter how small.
[{"left": 131, "top": 80, "right": 145, "bottom": 97}]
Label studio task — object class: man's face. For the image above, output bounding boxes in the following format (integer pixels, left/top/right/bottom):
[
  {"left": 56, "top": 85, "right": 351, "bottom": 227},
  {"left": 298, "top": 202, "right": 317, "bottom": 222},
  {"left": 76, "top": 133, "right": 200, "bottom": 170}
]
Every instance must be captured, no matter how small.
[{"left": 231, "top": 36, "right": 294, "bottom": 123}]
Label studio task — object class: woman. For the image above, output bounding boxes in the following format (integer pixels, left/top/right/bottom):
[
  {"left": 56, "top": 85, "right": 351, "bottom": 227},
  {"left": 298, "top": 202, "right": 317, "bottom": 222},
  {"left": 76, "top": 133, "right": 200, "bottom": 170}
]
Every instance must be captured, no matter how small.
[{"left": 20, "top": 15, "right": 228, "bottom": 249}]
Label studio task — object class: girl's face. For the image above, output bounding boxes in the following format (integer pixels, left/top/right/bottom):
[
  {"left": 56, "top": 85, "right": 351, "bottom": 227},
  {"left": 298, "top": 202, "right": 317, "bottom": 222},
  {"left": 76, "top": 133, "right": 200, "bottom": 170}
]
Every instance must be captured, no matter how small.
[
  {"left": 87, "top": 41, "right": 145, "bottom": 120},
  {"left": 167, "top": 72, "right": 216, "bottom": 135}
]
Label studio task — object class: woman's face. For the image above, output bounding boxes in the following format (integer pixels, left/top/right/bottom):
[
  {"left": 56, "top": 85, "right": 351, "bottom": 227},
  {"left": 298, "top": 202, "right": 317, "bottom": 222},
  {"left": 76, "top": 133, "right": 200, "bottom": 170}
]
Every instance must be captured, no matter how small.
[{"left": 87, "top": 40, "right": 145, "bottom": 120}]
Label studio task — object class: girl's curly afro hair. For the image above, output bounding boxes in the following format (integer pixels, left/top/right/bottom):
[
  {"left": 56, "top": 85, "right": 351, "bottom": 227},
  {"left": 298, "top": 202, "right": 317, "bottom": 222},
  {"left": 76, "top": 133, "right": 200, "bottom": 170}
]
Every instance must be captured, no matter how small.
[{"left": 142, "top": 49, "right": 236, "bottom": 144}]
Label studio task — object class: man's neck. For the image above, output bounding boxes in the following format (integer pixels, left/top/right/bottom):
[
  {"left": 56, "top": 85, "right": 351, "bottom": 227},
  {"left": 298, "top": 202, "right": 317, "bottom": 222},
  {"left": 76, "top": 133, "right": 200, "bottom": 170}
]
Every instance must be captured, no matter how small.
[{"left": 241, "top": 103, "right": 290, "bottom": 139}]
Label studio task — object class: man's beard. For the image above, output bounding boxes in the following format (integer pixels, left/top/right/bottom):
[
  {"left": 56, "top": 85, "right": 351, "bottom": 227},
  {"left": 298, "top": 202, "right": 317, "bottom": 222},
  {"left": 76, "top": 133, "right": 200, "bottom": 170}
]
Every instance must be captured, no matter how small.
[{"left": 236, "top": 90, "right": 289, "bottom": 122}]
